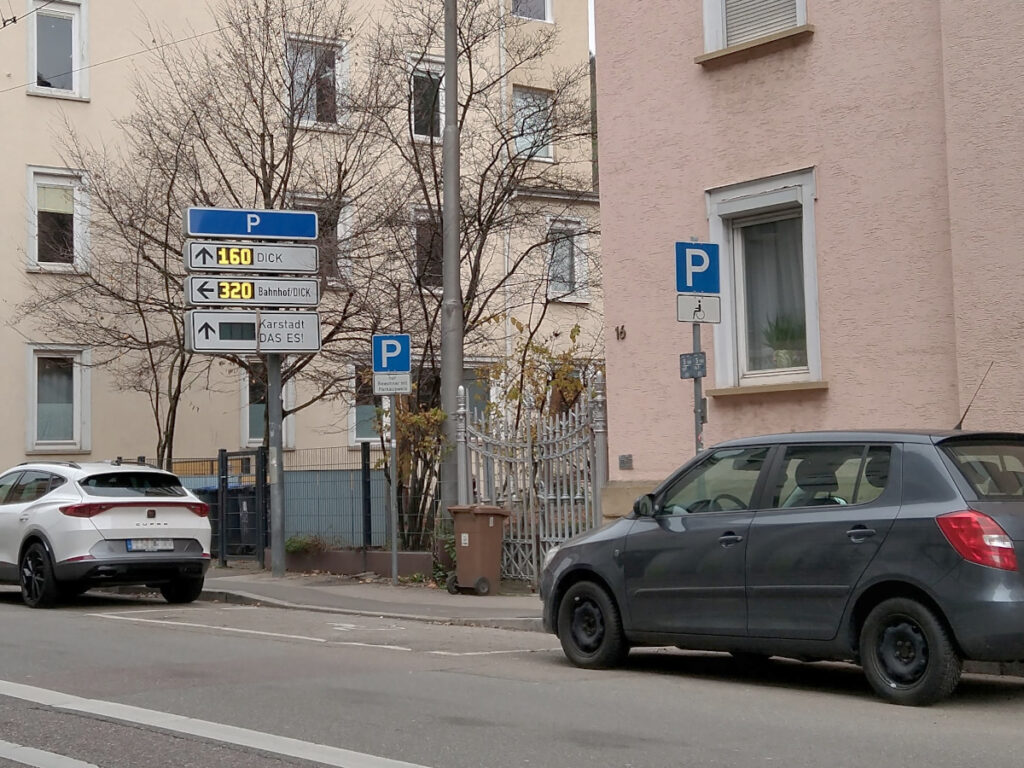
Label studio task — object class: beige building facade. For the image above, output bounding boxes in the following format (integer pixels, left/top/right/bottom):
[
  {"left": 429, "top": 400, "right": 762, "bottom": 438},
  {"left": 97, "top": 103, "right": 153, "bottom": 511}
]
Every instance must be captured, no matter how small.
[
  {"left": 0, "top": 0, "right": 600, "bottom": 469},
  {"left": 594, "top": 1, "right": 1024, "bottom": 506}
]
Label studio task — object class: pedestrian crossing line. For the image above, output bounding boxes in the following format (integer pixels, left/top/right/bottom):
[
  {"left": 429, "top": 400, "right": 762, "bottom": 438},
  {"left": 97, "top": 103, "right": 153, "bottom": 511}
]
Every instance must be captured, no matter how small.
[
  {"left": 0, "top": 738, "right": 99, "bottom": 768},
  {"left": 0, "top": 680, "right": 432, "bottom": 768}
]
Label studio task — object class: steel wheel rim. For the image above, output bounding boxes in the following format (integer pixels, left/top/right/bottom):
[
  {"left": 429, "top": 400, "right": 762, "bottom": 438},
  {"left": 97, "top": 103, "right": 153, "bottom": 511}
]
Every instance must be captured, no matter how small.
[
  {"left": 570, "top": 597, "right": 605, "bottom": 653},
  {"left": 21, "top": 550, "right": 46, "bottom": 604},
  {"left": 876, "top": 617, "right": 928, "bottom": 686}
]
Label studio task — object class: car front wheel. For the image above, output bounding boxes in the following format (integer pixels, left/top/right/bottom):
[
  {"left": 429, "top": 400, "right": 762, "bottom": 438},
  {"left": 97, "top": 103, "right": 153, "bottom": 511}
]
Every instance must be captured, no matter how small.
[
  {"left": 556, "top": 581, "right": 628, "bottom": 669},
  {"left": 860, "top": 597, "right": 961, "bottom": 706},
  {"left": 160, "top": 577, "right": 205, "bottom": 604},
  {"left": 20, "top": 542, "right": 58, "bottom": 609}
]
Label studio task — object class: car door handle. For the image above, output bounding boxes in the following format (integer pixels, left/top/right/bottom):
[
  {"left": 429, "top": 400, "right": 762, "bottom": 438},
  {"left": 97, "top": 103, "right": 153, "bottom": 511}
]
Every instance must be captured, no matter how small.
[
  {"left": 846, "top": 526, "right": 877, "bottom": 543},
  {"left": 719, "top": 532, "right": 744, "bottom": 547}
]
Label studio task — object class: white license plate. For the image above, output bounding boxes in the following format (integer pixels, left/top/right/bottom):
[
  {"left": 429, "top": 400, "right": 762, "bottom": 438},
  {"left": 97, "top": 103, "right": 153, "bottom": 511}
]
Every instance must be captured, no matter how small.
[{"left": 126, "top": 538, "right": 174, "bottom": 552}]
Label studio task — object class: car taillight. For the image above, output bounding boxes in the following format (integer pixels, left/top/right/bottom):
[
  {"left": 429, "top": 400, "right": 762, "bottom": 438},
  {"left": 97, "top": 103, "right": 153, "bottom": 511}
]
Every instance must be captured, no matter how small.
[
  {"left": 59, "top": 503, "right": 117, "bottom": 518},
  {"left": 936, "top": 510, "right": 1018, "bottom": 571},
  {"left": 187, "top": 502, "right": 209, "bottom": 517}
]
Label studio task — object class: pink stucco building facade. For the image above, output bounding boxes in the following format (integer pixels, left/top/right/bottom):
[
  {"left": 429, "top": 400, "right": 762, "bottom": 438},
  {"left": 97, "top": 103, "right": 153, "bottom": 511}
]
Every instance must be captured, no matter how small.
[{"left": 594, "top": 1, "right": 1024, "bottom": 502}]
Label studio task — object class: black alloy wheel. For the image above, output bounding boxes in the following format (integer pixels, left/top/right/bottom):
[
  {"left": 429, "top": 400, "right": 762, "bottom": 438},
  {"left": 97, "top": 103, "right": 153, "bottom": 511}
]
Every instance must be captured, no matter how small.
[
  {"left": 556, "top": 581, "right": 628, "bottom": 669},
  {"left": 20, "top": 542, "right": 59, "bottom": 609},
  {"left": 860, "top": 597, "right": 961, "bottom": 706}
]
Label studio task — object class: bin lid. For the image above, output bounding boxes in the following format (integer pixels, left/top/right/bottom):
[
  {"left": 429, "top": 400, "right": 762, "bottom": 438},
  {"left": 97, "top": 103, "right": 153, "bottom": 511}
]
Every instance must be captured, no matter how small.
[{"left": 448, "top": 504, "right": 511, "bottom": 517}]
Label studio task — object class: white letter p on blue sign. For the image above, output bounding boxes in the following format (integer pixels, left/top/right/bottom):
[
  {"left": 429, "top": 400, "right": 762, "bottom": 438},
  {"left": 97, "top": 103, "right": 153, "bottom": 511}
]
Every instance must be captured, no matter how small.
[
  {"left": 675, "top": 242, "right": 720, "bottom": 294},
  {"left": 372, "top": 334, "right": 411, "bottom": 373}
]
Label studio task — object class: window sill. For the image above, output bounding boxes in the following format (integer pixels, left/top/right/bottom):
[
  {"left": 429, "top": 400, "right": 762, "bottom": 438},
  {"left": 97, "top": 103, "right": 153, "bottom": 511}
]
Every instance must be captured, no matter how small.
[
  {"left": 707, "top": 380, "right": 828, "bottom": 398},
  {"left": 695, "top": 25, "right": 814, "bottom": 67},
  {"left": 549, "top": 293, "right": 590, "bottom": 305},
  {"left": 27, "top": 87, "right": 90, "bottom": 102},
  {"left": 27, "top": 446, "right": 88, "bottom": 455},
  {"left": 26, "top": 263, "right": 84, "bottom": 274}
]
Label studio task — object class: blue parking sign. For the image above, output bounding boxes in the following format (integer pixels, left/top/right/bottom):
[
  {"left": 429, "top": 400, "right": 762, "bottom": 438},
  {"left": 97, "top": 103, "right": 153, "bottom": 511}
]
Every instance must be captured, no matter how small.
[
  {"left": 675, "top": 242, "right": 720, "bottom": 294},
  {"left": 372, "top": 334, "right": 411, "bottom": 373}
]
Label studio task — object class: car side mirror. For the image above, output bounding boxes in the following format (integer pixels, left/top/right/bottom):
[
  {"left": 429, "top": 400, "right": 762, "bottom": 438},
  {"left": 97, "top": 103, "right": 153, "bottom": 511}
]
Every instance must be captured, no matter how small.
[{"left": 633, "top": 493, "right": 655, "bottom": 517}]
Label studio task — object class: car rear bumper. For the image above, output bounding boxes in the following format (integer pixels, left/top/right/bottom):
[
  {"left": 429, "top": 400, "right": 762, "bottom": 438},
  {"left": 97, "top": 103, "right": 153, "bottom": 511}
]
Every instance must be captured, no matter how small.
[
  {"left": 54, "top": 555, "right": 209, "bottom": 585},
  {"left": 939, "top": 561, "right": 1024, "bottom": 661}
]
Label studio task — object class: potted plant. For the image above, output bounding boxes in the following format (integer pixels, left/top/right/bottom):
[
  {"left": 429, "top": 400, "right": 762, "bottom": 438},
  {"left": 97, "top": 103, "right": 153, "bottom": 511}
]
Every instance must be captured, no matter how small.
[{"left": 762, "top": 314, "right": 806, "bottom": 368}]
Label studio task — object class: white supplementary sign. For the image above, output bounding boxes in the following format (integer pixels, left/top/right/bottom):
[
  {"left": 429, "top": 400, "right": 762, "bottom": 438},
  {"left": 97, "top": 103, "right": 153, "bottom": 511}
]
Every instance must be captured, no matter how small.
[
  {"left": 373, "top": 373, "right": 412, "bottom": 395},
  {"left": 185, "top": 310, "right": 322, "bottom": 354},
  {"left": 677, "top": 294, "right": 722, "bottom": 324},
  {"left": 185, "top": 276, "right": 320, "bottom": 308}
]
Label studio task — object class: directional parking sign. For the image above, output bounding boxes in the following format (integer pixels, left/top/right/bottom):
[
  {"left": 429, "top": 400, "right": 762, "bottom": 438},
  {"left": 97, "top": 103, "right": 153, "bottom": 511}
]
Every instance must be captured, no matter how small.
[
  {"left": 372, "top": 334, "right": 412, "bottom": 395},
  {"left": 185, "top": 207, "right": 318, "bottom": 241},
  {"left": 185, "top": 276, "right": 320, "bottom": 308},
  {"left": 184, "top": 240, "right": 319, "bottom": 274},
  {"left": 675, "top": 242, "right": 720, "bottom": 294},
  {"left": 185, "top": 310, "right": 321, "bottom": 353}
]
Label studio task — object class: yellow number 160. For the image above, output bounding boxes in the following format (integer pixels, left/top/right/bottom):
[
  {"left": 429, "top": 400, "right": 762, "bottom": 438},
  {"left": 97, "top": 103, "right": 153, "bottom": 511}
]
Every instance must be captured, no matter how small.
[{"left": 217, "top": 246, "right": 253, "bottom": 265}]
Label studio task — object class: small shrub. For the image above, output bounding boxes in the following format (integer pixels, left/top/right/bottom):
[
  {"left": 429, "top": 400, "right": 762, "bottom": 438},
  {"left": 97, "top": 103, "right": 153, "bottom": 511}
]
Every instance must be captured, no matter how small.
[{"left": 285, "top": 535, "right": 330, "bottom": 555}]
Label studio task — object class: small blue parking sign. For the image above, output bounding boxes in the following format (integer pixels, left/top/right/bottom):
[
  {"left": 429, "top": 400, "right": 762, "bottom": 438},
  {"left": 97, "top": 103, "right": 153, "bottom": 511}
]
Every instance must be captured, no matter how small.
[
  {"left": 675, "top": 242, "right": 720, "bottom": 294},
  {"left": 372, "top": 334, "right": 411, "bottom": 373}
]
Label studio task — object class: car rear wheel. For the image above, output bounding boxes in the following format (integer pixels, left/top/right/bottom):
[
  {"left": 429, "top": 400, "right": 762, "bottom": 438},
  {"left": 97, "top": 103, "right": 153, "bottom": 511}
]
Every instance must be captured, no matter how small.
[
  {"left": 557, "top": 581, "right": 628, "bottom": 669},
  {"left": 860, "top": 597, "right": 961, "bottom": 706},
  {"left": 20, "top": 543, "right": 58, "bottom": 609},
  {"left": 160, "top": 577, "right": 205, "bottom": 604}
]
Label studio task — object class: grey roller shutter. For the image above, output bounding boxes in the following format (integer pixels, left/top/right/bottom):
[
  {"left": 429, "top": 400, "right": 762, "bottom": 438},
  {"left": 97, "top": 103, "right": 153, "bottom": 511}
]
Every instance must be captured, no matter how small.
[{"left": 725, "top": 0, "right": 798, "bottom": 46}]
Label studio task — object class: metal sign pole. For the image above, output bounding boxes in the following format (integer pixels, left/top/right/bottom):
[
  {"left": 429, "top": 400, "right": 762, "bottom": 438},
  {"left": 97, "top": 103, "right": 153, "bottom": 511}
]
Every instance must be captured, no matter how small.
[
  {"left": 693, "top": 324, "right": 703, "bottom": 454},
  {"left": 267, "top": 353, "right": 286, "bottom": 577},
  {"left": 389, "top": 395, "right": 399, "bottom": 586}
]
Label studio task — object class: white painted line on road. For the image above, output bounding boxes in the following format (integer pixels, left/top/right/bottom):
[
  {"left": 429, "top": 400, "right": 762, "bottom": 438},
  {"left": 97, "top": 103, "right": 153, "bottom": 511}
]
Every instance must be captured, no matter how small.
[
  {"left": 427, "top": 648, "right": 560, "bottom": 656},
  {"left": 88, "top": 613, "right": 327, "bottom": 643},
  {"left": 333, "top": 642, "right": 412, "bottom": 651},
  {"left": 0, "top": 738, "right": 99, "bottom": 768},
  {"left": 0, "top": 680, "right": 432, "bottom": 768},
  {"left": 84, "top": 608, "right": 183, "bottom": 616},
  {"left": 330, "top": 622, "right": 406, "bottom": 632}
]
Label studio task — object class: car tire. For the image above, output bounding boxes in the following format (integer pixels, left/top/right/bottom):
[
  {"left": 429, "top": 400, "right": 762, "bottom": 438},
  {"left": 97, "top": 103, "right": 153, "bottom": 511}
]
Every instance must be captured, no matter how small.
[
  {"left": 557, "top": 581, "right": 628, "bottom": 669},
  {"left": 20, "top": 542, "right": 59, "bottom": 609},
  {"left": 160, "top": 577, "right": 205, "bottom": 604},
  {"left": 860, "top": 597, "right": 961, "bottom": 706}
]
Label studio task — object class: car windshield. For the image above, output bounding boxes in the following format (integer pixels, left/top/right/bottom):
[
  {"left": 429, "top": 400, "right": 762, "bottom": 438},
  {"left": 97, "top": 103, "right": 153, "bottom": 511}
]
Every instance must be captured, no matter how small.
[
  {"left": 80, "top": 471, "right": 187, "bottom": 497},
  {"left": 942, "top": 441, "right": 1024, "bottom": 498}
]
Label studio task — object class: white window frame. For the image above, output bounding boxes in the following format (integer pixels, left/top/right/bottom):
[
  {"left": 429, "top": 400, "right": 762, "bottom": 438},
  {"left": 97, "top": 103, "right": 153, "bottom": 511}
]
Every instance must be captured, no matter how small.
[
  {"left": 349, "top": 364, "right": 388, "bottom": 446},
  {"left": 27, "top": 0, "right": 88, "bottom": 99},
  {"left": 706, "top": 167, "right": 820, "bottom": 388},
  {"left": 513, "top": 86, "right": 554, "bottom": 161},
  {"left": 546, "top": 218, "right": 589, "bottom": 303},
  {"left": 240, "top": 365, "right": 295, "bottom": 449},
  {"left": 511, "top": 0, "right": 552, "bottom": 23},
  {"left": 702, "top": 0, "right": 806, "bottom": 53},
  {"left": 285, "top": 33, "right": 348, "bottom": 129},
  {"left": 26, "top": 345, "right": 91, "bottom": 453},
  {"left": 27, "top": 166, "right": 88, "bottom": 272},
  {"left": 408, "top": 56, "right": 445, "bottom": 141}
]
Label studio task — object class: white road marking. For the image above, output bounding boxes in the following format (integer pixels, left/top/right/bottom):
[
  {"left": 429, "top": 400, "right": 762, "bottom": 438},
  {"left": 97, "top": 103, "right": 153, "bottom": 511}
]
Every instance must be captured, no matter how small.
[
  {"left": 427, "top": 648, "right": 560, "bottom": 656},
  {"left": 334, "top": 642, "right": 413, "bottom": 651},
  {"left": 330, "top": 622, "right": 406, "bottom": 632},
  {"left": 89, "top": 613, "right": 327, "bottom": 643},
  {"left": 0, "top": 680, "right": 432, "bottom": 768},
  {"left": 0, "top": 739, "right": 99, "bottom": 768}
]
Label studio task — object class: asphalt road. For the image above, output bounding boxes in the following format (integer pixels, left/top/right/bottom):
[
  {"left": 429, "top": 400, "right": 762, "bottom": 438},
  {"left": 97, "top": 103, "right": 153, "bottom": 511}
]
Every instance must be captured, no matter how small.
[{"left": 2, "top": 589, "right": 1024, "bottom": 768}]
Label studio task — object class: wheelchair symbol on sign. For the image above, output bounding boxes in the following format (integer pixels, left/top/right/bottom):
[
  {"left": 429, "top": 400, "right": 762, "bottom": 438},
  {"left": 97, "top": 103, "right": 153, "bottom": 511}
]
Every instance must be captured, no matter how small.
[{"left": 692, "top": 300, "right": 706, "bottom": 321}]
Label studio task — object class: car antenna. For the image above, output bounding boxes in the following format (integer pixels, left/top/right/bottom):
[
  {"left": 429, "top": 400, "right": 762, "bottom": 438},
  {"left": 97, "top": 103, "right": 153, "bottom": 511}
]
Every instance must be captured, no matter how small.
[{"left": 954, "top": 361, "right": 994, "bottom": 430}]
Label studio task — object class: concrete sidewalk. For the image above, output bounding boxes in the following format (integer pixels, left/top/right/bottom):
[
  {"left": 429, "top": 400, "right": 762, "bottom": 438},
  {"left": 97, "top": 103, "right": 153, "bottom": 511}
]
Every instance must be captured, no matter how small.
[{"left": 193, "top": 563, "right": 546, "bottom": 632}]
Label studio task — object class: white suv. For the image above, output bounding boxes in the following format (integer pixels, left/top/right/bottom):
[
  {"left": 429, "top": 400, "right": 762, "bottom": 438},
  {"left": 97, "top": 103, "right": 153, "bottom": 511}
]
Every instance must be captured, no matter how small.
[{"left": 0, "top": 460, "right": 212, "bottom": 608}]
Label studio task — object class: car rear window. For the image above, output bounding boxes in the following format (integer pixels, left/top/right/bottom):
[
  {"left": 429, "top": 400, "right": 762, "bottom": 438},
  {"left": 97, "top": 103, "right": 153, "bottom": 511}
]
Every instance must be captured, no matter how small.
[
  {"left": 80, "top": 472, "right": 187, "bottom": 497},
  {"left": 942, "top": 441, "right": 1024, "bottom": 498}
]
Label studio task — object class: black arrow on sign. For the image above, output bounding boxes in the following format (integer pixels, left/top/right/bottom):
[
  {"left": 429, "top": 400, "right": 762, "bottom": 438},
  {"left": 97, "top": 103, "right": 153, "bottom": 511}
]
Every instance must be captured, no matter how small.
[
  {"left": 198, "top": 322, "right": 215, "bottom": 340},
  {"left": 196, "top": 281, "right": 215, "bottom": 299},
  {"left": 195, "top": 247, "right": 214, "bottom": 265}
]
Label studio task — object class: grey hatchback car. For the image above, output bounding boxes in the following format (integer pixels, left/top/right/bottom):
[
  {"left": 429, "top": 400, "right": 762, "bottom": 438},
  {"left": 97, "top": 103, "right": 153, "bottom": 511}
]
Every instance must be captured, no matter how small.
[{"left": 540, "top": 431, "right": 1024, "bottom": 705}]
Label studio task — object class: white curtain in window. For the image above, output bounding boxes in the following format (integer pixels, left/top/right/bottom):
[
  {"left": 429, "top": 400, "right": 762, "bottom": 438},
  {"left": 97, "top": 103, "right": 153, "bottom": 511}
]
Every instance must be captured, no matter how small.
[
  {"left": 742, "top": 216, "right": 805, "bottom": 371},
  {"left": 288, "top": 41, "right": 318, "bottom": 123},
  {"left": 37, "top": 357, "right": 74, "bottom": 441}
]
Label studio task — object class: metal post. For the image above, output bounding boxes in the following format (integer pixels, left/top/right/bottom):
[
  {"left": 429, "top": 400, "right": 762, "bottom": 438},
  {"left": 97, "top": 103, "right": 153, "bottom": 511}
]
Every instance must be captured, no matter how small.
[
  {"left": 693, "top": 324, "right": 704, "bottom": 454},
  {"left": 592, "top": 372, "right": 608, "bottom": 526},
  {"left": 456, "top": 385, "right": 469, "bottom": 505},
  {"left": 267, "top": 353, "right": 285, "bottom": 577},
  {"left": 389, "top": 396, "right": 399, "bottom": 585},
  {"left": 361, "top": 441, "right": 371, "bottom": 573},
  {"left": 255, "top": 446, "right": 267, "bottom": 569},
  {"left": 217, "top": 448, "right": 228, "bottom": 568},
  {"left": 440, "top": 0, "right": 464, "bottom": 523}
]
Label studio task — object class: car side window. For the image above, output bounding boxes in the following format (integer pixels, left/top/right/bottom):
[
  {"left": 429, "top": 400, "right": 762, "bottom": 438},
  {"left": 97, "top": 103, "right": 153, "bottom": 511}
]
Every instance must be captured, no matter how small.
[
  {"left": 0, "top": 472, "right": 22, "bottom": 505},
  {"left": 659, "top": 447, "right": 769, "bottom": 514},
  {"left": 9, "top": 470, "right": 58, "bottom": 504},
  {"left": 769, "top": 444, "right": 892, "bottom": 508}
]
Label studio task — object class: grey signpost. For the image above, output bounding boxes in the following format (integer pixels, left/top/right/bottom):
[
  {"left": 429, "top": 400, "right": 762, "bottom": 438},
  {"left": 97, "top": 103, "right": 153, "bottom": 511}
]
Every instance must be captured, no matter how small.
[
  {"left": 676, "top": 242, "right": 721, "bottom": 454},
  {"left": 183, "top": 207, "right": 320, "bottom": 578}
]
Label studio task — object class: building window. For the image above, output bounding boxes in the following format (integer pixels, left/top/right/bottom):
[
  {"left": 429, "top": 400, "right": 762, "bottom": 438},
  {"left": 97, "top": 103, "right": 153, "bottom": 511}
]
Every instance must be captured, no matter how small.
[
  {"left": 29, "top": 168, "right": 86, "bottom": 270},
  {"left": 513, "top": 87, "right": 553, "bottom": 160},
  {"left": 707, "top": 168, "right": 819, "bottom": 387},
  {"left": 512, "top": 0, "right": 550, "bottom": 22},
  {"left": 703, "top": 0, "right": 806, "bottom": 52},
  {"left": 414, "top": 210, "right": 443, "bottom": 289},
  {"left": 29, "top": 1, "right": 87, "bottom": 98},
  {"left": 287, "top": 36, "right": 345, "bottom": 126},
  {"left": 547, "top": 221, "right": 588, "bottom": 301},
  {"left": 352, "top": 365, "right": 381, "bottom": 443},
  {"left": 293, "top": 195, "right": 353, "bottom": 284},
  {"left": 27, "top": 346, "right": 90, "bottom": 452},
  {"left": 242, "top": 364, "right": 295, "bottom": 448},
  {"left": 410, "top": 59, "right": 443, "bottom": 140}
]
